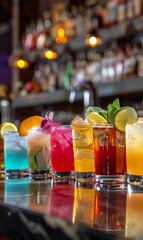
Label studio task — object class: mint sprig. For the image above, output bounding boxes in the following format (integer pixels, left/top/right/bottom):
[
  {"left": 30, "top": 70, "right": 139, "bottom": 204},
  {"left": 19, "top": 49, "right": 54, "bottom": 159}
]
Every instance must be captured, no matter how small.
[
  {"left": 86, "top": 98, "right": 120, "bottom": 124},
  {"left": 107, "top": 98, "right": 120, "bottom": 124},
  {"left": 86, "top": 106, "right": 107, "bottom": 120}
]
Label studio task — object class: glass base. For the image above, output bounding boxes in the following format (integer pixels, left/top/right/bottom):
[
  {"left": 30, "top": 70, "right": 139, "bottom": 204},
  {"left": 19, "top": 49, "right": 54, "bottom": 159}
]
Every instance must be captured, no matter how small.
[
  {"left": 95, "top": 175, "right": 125, "bottom": 187},
  {"left": 127, "top": 174, "right": 143, "bottom": 185},
  {"left": 29, "top": 169, "right": 50, "bottom": 180},
  {"left": 5, "top": 169, "right": 29, "bottom": 178},
  {"left": 0, "top": 167, "right": 4, "bottom": 174},
  {"left": 52, "top": 171, "right": 75, "bottom": 182},
  {"left": 75, "top": 172, "right": 95, "bottom": 184}
]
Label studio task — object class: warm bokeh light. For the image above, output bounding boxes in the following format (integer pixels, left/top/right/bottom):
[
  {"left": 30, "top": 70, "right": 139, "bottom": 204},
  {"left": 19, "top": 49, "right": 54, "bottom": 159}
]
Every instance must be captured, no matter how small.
[
  {"left": 56, "top": 27, "right": 68, "bottom": 44},
  {"left": 85, "top": 36, "right": 102, "bottom": 47},
  {"left": 14, "top": 58, "right": 30, "bottom": 69},
  {"left": 43, "top": 49, "right": 58, "bottom": 60}
]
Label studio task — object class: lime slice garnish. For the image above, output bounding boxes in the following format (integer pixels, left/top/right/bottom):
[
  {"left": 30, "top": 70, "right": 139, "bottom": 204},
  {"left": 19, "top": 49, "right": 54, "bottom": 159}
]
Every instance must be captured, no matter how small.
[
  {"left": 85, "top": 112, "right": 107, "bottom": 124},
  {"left": 0, "top": 122, "right": 18, "bottom": 139},
  {"left": 113, "top": 106, "right": 138, "bottom": 132}
]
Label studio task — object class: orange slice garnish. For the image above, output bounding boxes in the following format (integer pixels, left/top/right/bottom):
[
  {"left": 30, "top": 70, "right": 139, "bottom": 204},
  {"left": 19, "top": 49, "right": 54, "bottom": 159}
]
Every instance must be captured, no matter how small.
[{"left": 19, "top": 116, "right": 42, "bottom": 136}]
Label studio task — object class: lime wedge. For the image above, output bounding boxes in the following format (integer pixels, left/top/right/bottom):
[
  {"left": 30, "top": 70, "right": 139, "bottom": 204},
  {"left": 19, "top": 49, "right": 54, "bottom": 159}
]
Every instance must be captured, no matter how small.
[
  {"left": 85, "top": 112, "right": 107, "bottom": 124},
  {"left": 0, "top": 122, "right": 18, "bottom": 139},
  {"left": 113, "top": 106, "right": 138, "bottom": 132}
]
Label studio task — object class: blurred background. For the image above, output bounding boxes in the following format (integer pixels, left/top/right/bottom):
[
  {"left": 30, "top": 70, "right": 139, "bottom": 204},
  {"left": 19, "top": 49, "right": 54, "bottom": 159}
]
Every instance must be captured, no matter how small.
[{"left": 0, "top": 0, "right": 143, "bottom": 125}]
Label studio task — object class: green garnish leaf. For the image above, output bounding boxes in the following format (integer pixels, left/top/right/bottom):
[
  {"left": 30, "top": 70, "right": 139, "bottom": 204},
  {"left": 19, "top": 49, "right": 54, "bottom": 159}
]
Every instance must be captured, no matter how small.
[
  {"left": 86, "top": 106, "right": 107, "bottom": 120},
  {"left": 107, "top": 98, "right": 120, "bottom": 124},
  {"left": 86, "top": 98, "right": 121, "bottom": 124},
  {"left": 86, "top": 106, "right": 101, "bottom": 114}
]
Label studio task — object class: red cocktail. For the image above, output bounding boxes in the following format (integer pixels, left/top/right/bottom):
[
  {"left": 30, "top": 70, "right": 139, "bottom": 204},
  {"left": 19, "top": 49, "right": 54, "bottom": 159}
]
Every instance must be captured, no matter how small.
[
  {"left": 50, "top": 125, "right": 74, "bottom": 179},
  {"left": 93, "top": 124, "right": 126, "bottom": 185}
]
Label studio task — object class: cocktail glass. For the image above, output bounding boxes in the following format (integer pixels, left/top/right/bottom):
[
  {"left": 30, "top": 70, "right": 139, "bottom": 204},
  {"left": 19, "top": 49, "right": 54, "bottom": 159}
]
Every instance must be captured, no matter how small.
[
  {"left": 72, "top": 118, "right": 95, "bottom": 183},
  {"left": 28, "top": 127, "right": 51, "bottom": 180},
  {"left": 126, "top": 120, "right": 143, "bottom": 184},
  {"left": 93, "top": 124, "right": 126, "bottom": 186},
  {"left": 0, "top": 138, "right": 4, "bottom": 173},
  {"left": 50, "top": 125, "right": 74, "bottom": 180},
  {"left": 4, "top": 131, "right": 28, "bottom": 178}
]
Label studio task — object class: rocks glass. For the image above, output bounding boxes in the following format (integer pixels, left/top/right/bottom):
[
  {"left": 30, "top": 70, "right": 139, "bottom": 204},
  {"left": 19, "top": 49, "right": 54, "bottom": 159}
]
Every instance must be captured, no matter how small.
[
  {"left": 72, "top": 118, "right": 95, "bottom": 183},
  {"left": 0, "top": 138, "right": 4, "bottom": 173},
  {"left": 4, "top": 131, "right": 28, "bottom": 178},
  {"left": 93, "top": 124, "right": 126, "bottom": 186},
  {"left": 28, "top": 127, "right": 51, "bottom": 180},
  {"left": 126, "top": 120, "right": 143, "bottom": 184},
  {"left": 50, "top": 125, "right": 74, "bottom": 181}
]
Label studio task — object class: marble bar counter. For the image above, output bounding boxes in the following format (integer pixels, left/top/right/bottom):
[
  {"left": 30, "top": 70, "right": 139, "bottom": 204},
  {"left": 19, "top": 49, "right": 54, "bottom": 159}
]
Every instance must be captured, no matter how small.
[{"left": 0, "top": 176, "right": 143, "bottom": 240}]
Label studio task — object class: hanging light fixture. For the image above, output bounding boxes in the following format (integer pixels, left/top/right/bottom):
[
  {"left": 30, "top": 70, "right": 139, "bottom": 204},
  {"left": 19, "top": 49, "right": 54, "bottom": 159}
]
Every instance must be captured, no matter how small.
[
  {"left": 11, "top": 50, "right": 30, "bottom": 69},
  {"left": 85, "top": 30, "right": 102, "bottom": 48},
  {"left": 43, "top": 49, "right": 58, "bottom": 60},
  {"left": 56, "top": 26, "right": 68, "bottom": 44},
  {"left": 14, "top": 57, "right": 30, "bottom": 69},
  {"left": 42, "top": 36, "right": 58, "bottom": 60}
]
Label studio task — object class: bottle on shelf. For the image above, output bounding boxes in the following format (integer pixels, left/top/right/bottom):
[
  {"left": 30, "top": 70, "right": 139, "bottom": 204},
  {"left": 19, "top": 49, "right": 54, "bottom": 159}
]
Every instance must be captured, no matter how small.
[
  {"left": 122, "top": 44, "right": 138, "bottom": 78},
  {"left": 23, "top": 23, "right": 37, "bottom": 51},
  {"left": 116, "top": 0, "right": 126, "bottom": 23},
  {"left": 36, "top": 11, "right": 51, "bottom": 50},
  {"left": 115, "top": 47, "right": 125, "bottom": 81}
]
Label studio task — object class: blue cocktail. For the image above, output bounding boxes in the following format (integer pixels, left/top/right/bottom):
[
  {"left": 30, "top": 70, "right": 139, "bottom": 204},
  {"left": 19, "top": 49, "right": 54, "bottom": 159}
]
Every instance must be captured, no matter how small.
[{"left": 4, "top": 131, "right": 28, "bottom": 177}]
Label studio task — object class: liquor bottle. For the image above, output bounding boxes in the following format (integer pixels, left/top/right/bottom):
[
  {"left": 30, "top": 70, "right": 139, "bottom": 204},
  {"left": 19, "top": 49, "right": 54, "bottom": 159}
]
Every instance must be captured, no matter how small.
[
  {"left": 107, "top": 0, "right": 118, "bottom": 26},
  {"left": 102, "top": 1, "right": 110, "bottom": 27},
  {"left": 132, "top": 0, "right": 141, "bottom": 17},
  {"left": 107, "top": 48, "right": 116, "bottom": 82},
  {"left": 115, "top": 47, "right": 125, "bottom": 81},
  {"left": 75, "top": 5, "right": 84, "bottom": 36},
  {"left": 86, "top": 50, "right": 102, "bottom": 84},
  {"left": 23, "top": 23, "right": 37, "bottom": 51},
  {"left": 36, "top": 18, "right": 45, "bottom": 50},
  {"left": 137, "top": 39, "right": 143, "bottom": 76},
  {"left": 64, "top": 6, "right": 77, "bottom": 38},
  {"left": 122, "top": 44, "right": 137, "bottom": 78},
  {"left": 37, "top": 11, "right": 51, "bottom": 50},
  {"left": 126, "top": 0, "right": 133, "bottom": 20},
  {"left": 116, "top": 0, "right": 126, "bottom": 23}
]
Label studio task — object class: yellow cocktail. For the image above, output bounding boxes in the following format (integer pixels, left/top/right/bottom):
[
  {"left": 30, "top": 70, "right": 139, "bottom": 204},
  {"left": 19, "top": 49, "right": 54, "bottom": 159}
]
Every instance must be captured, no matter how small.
[{"left": 72, "top": 117, "right": 95, "bottom": 182}]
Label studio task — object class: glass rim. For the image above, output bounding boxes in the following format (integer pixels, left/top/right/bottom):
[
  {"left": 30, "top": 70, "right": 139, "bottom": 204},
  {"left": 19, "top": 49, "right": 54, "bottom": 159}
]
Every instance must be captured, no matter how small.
[
  {"left": 4, "top": 131, "right": 19, "bottom": 134},
  {"left": 93, "top": 123, "right": 113, "bottom": 128},
  {"left": 52, "top": 124, "right": 71, "bottom": 127},
  {"left": 28, "top": 127, "right": 41, "bottom": 133}
]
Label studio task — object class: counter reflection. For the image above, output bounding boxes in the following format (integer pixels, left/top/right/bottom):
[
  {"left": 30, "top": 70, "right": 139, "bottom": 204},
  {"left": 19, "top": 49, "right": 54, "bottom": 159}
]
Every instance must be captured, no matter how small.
[
  {"left": 72, "top": 184, "right": 95, "bottom": 228},
  {"left": 94, "top": 187, "right": 126, "bottom": 232},
  {"left": 50, "top": 182, "right": 74, "bottom": 221},
  {"left": 125, "top": 185, "right": 143, "bottom": 239},
  {"left": 3, "top": 177, "right": 143, "bottom": 239},
  {"left": 4, "top": 178, "right": 29, "bottom": 208}
]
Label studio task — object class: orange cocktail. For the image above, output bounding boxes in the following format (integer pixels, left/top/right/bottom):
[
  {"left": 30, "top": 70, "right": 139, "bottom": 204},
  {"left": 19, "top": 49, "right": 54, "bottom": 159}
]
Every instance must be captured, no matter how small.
[{"left": 126, "top": 120, "right": 143, "bottom": 183}]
